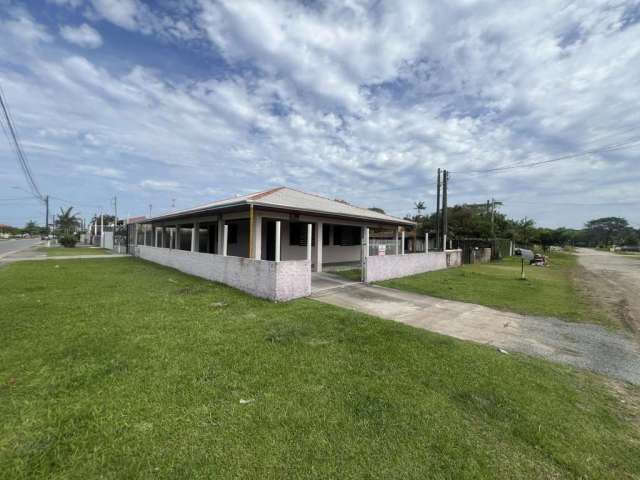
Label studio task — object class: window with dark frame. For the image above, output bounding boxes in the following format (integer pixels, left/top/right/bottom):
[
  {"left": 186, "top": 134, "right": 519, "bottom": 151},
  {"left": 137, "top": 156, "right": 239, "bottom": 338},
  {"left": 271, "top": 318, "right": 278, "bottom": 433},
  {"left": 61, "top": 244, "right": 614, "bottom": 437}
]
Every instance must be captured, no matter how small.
[
  {"left": 289, "top": 222, "right": 315, "bottom": 246},
  {"left": 323, "top": 225, "right": 330, "bottom": 245},
  {"left": 333, "top": 225, "right": 361, "bottom": 246}
]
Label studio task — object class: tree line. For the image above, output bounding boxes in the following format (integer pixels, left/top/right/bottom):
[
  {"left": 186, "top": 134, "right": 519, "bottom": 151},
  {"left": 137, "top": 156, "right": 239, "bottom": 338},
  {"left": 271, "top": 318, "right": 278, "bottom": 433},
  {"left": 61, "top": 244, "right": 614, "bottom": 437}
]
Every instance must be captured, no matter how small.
[{"left": 401, "top": 202, "right": 639, "bottom": 248}]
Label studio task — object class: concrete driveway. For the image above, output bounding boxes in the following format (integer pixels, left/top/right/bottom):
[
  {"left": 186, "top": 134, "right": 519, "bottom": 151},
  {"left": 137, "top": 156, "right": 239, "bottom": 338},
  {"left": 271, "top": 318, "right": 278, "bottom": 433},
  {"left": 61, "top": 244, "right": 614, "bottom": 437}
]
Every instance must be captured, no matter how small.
[{"left": 311, "top": 282, "right": 640, "bottom": 385}]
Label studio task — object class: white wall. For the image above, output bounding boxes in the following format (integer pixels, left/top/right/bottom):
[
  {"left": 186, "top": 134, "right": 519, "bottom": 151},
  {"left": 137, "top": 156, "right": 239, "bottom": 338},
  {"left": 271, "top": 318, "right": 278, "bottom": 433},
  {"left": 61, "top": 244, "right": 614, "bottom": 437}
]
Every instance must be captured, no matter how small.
[
  {"left": 134, "top": 245, "right": 311, "bottom": 301},
  {"left": 103, "top": 231, "right": 114, "bottom": 250},
  {"left": 364, "top": 250, "right": 462, "bottom": 283}
]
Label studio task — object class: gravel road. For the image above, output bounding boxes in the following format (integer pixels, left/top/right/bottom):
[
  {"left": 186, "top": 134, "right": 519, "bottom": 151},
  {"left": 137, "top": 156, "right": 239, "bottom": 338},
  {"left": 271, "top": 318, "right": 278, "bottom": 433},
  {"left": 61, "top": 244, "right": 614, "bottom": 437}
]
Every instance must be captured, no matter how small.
[{"left": 576, "top": 248, "right": 640, "bottom": 333}]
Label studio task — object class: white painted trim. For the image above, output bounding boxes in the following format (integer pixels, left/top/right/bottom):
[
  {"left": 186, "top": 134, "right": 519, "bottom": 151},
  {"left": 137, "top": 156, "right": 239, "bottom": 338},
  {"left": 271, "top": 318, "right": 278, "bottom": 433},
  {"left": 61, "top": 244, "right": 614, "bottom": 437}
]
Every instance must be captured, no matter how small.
[
  {"left": 275, "top": 220, "right": 281, "bottom": 262},
  {"left": 306, "top": 223, "right": 312, "bottom": 261},
  {"left": 401, "top": 231, "right": 405, "bottom": 255},
  {"left": 315, "top": 222, "right": 323, "bottom": 272},
  {"left": 223, "top": 224, "right": 228, "bottom": 256}
]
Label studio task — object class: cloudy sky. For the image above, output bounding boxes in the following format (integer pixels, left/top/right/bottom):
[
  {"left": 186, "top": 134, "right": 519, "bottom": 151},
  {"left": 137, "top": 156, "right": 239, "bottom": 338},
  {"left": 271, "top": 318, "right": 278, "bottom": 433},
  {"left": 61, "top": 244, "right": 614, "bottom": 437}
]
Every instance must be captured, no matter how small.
[{"left": 1, "top": 0, "right": 639, "bottom": 228}]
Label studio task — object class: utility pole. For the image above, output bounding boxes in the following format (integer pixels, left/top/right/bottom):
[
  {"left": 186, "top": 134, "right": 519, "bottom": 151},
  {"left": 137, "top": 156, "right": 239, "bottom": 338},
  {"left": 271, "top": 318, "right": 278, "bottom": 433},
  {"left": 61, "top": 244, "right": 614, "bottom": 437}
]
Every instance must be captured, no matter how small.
[
  {"left": 113, "top": 196, "right": 118, "bottom": 231},
  {"left": 435, "top": 168, "right": 441, "bottom": 250},
  {"left": 442, "top": 170, "right": 448, "bottom": 250},
  {"left": 491, "top": 197, "right": 495, "bottom": 238},
  {"left": 44, "top": 195, "right": 49, "bottom": 234}
]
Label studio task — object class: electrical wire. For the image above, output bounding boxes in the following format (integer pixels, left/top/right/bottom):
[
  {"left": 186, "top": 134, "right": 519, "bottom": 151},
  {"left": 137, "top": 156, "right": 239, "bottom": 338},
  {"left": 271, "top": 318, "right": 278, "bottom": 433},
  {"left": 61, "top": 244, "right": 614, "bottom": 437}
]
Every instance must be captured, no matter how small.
[
  {"left": 0, "top": 83, "right": 43, "bottom": 200},
  {"left": 449, "top": 138, "right": 640, "bottom": 176}
]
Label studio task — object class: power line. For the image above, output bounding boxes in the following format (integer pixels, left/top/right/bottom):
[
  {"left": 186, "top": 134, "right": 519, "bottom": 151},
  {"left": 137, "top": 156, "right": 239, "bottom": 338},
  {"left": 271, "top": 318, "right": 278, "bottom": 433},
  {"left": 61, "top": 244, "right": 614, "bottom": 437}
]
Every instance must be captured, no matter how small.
[
  {"left": 0, "top": 83, "right": 43, "bottom": 200},
  {"left": 450, "top": 137, "right": 640, "bottom": 176}
]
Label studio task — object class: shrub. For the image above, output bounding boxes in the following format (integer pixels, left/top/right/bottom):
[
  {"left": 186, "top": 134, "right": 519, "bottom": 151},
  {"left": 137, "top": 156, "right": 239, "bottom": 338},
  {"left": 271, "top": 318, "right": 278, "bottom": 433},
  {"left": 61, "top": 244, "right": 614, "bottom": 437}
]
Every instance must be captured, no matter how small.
[{"left": 59, "top": 235, "right": 78, "bottom": 248}]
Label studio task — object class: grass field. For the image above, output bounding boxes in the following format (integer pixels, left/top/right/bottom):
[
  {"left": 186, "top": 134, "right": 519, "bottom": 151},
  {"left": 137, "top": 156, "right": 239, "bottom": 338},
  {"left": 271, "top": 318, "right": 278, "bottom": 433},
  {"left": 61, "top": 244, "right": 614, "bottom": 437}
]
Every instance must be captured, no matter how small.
[
  {"left": 1, "top": 258, "right": 639, "bottom": 478},
  {"left": 378, "top": 252, "right": 610, "bottom": 325},
  {"left": 37, "top": 247, "right": 110, "bottom": 257}
]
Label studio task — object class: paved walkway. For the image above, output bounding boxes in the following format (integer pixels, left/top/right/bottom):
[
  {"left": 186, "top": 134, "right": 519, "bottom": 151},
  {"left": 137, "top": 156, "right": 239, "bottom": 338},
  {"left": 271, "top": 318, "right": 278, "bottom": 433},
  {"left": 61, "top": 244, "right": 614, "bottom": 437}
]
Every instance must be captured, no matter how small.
[
  {"left": 311, "top": 272, "right": 361, "bottom": 295},
  {"left": 311, "top": 282, "right": 640, "bottom": 385}
]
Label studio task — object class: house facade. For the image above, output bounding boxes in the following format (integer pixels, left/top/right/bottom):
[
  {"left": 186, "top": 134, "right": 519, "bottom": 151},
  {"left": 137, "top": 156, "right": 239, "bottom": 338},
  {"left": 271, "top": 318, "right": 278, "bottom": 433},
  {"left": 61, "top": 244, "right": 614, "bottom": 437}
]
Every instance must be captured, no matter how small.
[{"left": 131, "top": 187, "right": 461, "bottom": 301}]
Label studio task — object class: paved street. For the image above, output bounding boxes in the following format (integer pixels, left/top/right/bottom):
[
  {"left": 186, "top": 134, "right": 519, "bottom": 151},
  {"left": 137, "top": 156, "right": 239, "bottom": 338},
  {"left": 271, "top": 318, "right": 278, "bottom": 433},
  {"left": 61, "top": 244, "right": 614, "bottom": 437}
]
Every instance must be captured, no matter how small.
[{"left": 0, "top": 238, "right": 42, "bottom": 259}]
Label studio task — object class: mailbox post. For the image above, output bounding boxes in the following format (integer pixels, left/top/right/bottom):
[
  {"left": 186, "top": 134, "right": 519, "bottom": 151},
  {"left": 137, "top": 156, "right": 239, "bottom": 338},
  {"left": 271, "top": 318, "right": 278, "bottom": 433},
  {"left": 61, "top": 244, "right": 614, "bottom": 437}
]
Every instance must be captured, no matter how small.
[{"left": 516, "top": 248, "right": 534, "bottom": 279}]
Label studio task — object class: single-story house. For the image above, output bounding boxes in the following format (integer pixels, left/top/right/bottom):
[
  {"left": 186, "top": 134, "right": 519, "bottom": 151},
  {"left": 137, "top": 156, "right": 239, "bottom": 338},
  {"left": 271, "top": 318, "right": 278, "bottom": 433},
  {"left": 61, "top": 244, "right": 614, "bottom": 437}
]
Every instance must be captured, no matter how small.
[{"left": 130, "top": 187, "right": 461, "bottom": 301}]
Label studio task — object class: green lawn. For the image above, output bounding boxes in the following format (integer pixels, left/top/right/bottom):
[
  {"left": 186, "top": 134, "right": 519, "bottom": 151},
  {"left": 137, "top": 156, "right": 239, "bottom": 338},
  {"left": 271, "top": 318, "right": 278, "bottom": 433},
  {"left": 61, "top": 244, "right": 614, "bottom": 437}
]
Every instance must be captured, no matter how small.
[
  {"left": 1, "top": 258, "right": 639, "bottom": 479},
  {"left": 37, "top": 247, "right": 110, "bottom": 257},
  {"left": 378, "top": 253, "right": 610, "bottom": 325}
]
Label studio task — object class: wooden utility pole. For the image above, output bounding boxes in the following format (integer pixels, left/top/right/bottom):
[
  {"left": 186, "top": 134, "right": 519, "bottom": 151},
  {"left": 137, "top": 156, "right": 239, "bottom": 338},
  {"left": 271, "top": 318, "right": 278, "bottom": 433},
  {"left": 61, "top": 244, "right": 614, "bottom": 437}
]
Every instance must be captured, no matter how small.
[{"left": 435, "top": 168, "right": 441, "bottom": 250}]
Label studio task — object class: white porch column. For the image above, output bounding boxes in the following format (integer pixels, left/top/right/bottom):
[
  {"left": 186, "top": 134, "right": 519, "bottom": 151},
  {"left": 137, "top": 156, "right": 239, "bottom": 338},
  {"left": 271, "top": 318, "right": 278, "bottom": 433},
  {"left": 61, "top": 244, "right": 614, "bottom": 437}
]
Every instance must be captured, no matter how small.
[
  {"left": 275, "top": 221, "right": 281, "bottom": 262},
  {"left": 169, "top": 228, "right": 174, "bottom": 250},
  {"left": 401, "top": 231, "right": 405, "bottom": 255},
  {"left": 175, "top": 226, "right": 181, "bottom": 250},
  {"left": 443, "top": 234, "right": 447, "bottom": 251},
  {"left": 253, "top": 214, "right": 262, "bottom": 260},
  {"left": 306, "top": 223, "right": 313, "bottom": 261},
  {"left": 363, "top": 227, "right": 369, "bottom": 258},
  {"left": 425, "top": 233, "right": 429, "bottom": 253},
  {"left": 315, "top": 222, "right": 323, "bottom": 272},
  {"left": 100, "top": 214, "right": 104, "bottom": 248},
  {"left": 394, "top": 228, "right": 399, "bottom": 255},
  {"left": 222, "top": 224, "right": 228, "bottom": 256},
  {"left": 154, "top": 228, "right": 159, "bottom": 247},
  {"left": 217, "top": 220, "right": 224, "bottom": 254},
  {"left": 191, "top": 222, "right": 199, "bottom": 252}
]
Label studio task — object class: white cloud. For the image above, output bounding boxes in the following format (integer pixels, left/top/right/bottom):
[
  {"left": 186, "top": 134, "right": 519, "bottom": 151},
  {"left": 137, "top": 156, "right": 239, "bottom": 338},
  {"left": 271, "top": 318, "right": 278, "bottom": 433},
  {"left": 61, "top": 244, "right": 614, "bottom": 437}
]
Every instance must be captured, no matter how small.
[
  {"left": 1, "top": 1, "right": 639, "bottom": 227},
  {"left": 140, "top": 180, "right": 181, "bottom": 191},
  {"left": 90, "top": 0, "right": 139, "bottom": 30},
  {"left": 60, "top": 23, "right": 103, "bottom": 48},
  {"left": 1, "top": 9, "right": 52, "bottom": 45},
  {"left": 76, "top": 164, "right": 123, "bottom": 178}
]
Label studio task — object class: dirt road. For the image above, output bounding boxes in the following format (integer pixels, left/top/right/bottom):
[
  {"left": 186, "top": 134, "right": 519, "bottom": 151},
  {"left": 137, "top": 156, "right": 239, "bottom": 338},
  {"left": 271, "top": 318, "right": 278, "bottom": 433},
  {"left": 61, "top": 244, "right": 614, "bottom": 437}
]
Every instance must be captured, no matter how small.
[{"left": 576, "top": 248, "right": 640, "bottom": 333}]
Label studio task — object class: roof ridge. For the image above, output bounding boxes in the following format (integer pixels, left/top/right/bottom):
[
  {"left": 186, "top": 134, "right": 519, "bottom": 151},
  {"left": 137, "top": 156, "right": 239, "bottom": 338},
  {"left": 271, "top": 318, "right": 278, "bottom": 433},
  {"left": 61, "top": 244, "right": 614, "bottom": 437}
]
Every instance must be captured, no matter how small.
[
  {"left": 247, "top": 186, "right": 285, "bottom": 201},
  {"left": 278, "top": 186, "right": 399, "bottom": 219},
  {"left": 251, "top": 185, "right": 409, "bottom": 223}
]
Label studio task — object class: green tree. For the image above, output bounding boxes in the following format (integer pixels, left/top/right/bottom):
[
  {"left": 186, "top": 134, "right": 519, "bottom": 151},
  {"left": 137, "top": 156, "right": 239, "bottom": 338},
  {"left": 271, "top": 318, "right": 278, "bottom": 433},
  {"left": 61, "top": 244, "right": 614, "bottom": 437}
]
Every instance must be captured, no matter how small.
[
  {"left": 584, "top": 217, "right": 629, "bottom": 246},
  {"left": 57, "top": 207, "right": 81, "bottom": 235},
  {"left": 23, "top": 220, "right": 41, "bottom": 235}
]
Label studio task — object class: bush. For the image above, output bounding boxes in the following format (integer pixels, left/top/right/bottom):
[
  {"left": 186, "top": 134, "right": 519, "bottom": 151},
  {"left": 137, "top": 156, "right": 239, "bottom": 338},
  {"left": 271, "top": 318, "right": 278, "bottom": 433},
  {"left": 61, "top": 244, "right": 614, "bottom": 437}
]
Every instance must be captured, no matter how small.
[{"left": 58, "top": 235, "right": 78, "bottom": 248}]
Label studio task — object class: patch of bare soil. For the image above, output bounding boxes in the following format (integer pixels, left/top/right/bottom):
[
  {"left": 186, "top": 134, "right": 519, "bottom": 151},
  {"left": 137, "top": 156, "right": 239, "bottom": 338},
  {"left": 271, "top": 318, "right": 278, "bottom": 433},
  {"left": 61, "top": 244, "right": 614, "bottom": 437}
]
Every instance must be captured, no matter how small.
[
  {"left": 573, "top": 264, "right": 625, "bottom": 330},
  {"left": 575, "top": 249, "right": 640, "bottom": 335}
]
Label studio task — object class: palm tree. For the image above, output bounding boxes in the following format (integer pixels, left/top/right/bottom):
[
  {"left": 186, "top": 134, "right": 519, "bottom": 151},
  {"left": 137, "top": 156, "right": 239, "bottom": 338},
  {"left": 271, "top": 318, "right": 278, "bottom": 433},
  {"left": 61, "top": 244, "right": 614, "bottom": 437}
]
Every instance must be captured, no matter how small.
[
  {"left": 56, "top": 207, "right": 80, "bottom": 235},
  {"left": 414, "top": 201, "right": 426, "bottom": 220}
]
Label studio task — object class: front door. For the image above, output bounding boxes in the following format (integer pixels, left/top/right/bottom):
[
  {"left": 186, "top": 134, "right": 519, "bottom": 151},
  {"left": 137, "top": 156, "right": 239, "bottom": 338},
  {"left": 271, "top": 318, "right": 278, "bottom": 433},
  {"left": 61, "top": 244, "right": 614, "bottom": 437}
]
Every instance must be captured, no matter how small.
[{"left": 265, "top": 220, "right": 276, "bottom": 261}]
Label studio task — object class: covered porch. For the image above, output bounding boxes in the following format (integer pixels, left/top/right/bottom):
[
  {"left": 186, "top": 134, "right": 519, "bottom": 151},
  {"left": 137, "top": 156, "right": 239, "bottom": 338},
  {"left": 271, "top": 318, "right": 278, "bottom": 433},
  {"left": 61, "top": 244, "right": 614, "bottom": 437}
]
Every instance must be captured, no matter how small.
[{"left": 134, "top": 205, "right": 409, "bottom": 274}]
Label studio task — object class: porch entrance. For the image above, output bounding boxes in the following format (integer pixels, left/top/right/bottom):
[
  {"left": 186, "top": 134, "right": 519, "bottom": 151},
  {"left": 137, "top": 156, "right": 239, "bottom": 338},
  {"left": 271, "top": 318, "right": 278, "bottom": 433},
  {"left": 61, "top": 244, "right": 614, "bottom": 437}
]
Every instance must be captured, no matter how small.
[{"left": 310, "top": 271, "right": 362, "bottom": 296}]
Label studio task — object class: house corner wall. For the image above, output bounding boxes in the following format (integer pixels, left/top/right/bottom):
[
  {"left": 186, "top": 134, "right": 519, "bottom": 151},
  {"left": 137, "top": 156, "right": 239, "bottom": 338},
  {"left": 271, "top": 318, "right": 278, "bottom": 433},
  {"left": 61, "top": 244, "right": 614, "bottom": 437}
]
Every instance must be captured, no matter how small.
[{"left": 133, "top": 245, "right": 310, "bottom": 301}]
